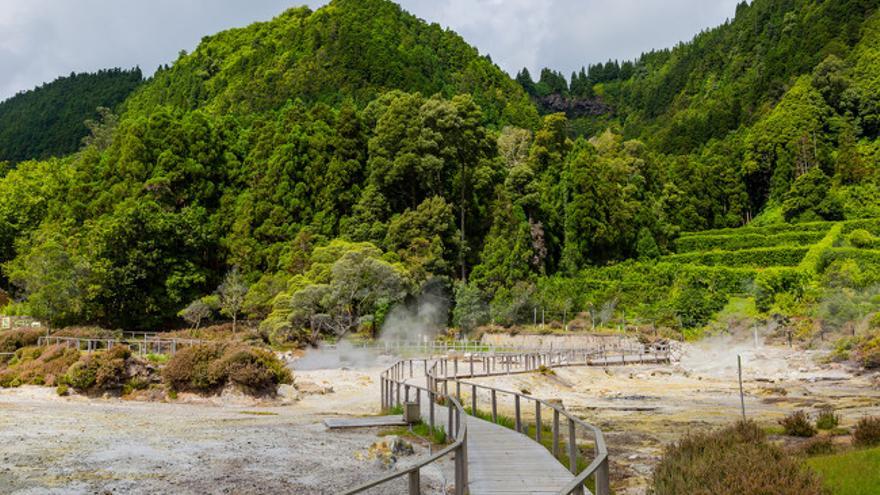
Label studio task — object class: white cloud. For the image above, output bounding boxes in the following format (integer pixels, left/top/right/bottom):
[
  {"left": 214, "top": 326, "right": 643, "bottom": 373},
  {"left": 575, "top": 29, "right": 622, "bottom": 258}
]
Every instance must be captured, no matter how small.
[{"left": 0, "top": 0, "right": 741, "bottom": 101}]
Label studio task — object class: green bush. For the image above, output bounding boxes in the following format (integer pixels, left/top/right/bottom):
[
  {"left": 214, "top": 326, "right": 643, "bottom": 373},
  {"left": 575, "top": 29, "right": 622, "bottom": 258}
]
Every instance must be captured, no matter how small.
[
  {"left": 800, "top": 436, "right": 835, "bottom": 456},
  {"left": 63, "top": 346, "right": 134, "bottom": 392},
  {"left": 161, "top": 343, "right": 226, "bottom": 392},
  {"left": 754, "top": 268, "right": 810, "bottom": 313},
  {"left": 846, "top": 229, "right": 878, "bottom": 248},
  {"left": 852, "top": 416, "right": 880, "bottom": 447},
  {"left": 779, "top": 410, "right": 817, "bottom": 437},
  {"left": 651, "top": 420, "right": 825, "bottom": 495},
  {"left": 853, "top": 334, "right": 880, "bottom": 369},
  {"left": 816, "top": 407, "right": 840, "bottom": 430}
]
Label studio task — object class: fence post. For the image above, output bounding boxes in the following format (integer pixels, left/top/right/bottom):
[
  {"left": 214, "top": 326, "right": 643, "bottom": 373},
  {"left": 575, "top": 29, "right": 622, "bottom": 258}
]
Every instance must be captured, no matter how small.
[
  {"left": 535, "top": 401, "right": 541, "bottom": 443},
  {"left": 429, "top": 391, "right": 435, "bottom": 429},
  {"left": 552, "top": 409, "right": 560, "bottom": 457},
  {"left": 595, "top": 456, "right": 610, "bottom": 495},
  {"left": 471, "top": 385, "right": 477, "bottom": 415},
  {"left": 514, "top": 395, "right": 521, "bottom": 433},
  {"left": 408, "top": 469, "right": 420, "bottom": 495},
  {"left": 491, "top": 390, "right": 497, "bottom": 423},
  {"left": 568, "top": 418, "right": 578, "bottom": 474}
]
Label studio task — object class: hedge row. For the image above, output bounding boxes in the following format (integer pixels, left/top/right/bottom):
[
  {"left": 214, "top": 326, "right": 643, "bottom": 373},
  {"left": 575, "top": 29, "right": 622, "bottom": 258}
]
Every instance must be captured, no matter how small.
[
  {"left": 798, "top": 223, "right": 842, "bottom": 274},
  {"left": 674, "top": 231, "right": 825, "bottom": 254},
  {"left": 842, "top": 218, "right": 880, "bottom": 235},
  {"left": 820, "top": 248, "right": 880, "bottom": 272},
  {"left": 679, "top": 221, "right": 833, "bottom": 238},
  {"left": 663, "top": 247, "right": 810, "bottom": 268}
]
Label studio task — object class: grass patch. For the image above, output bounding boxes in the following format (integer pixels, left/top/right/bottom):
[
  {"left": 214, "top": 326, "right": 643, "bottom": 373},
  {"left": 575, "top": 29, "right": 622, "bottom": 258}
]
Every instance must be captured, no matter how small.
[
  {"left": 379, "top": 421, "right": 447, "bottom": 445},
  {"left": 239, "top": 410, "right": 279, "bottom": 416},
  {"left": 807, "top": 447, "right": 880, "bottom": 495}
]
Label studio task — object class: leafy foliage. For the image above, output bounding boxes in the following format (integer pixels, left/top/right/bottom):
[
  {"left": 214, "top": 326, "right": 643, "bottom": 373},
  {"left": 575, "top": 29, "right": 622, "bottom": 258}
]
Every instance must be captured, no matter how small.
[{"left": 0, "top": 68, "right": 142, "bottom": 163}]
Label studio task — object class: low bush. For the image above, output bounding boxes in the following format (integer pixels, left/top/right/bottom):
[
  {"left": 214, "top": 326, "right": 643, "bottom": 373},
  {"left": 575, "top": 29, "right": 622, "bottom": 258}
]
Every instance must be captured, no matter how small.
[
  {"left": 815, "top": 407, "right": 840, "bottom": 430},
  {"left": 0, "top": 345, "right": 80, "bottom": 388},
  {"left": 0, "top": 328, "right": 44, "bottom": 356},
  {"left": 63, "top": 346, "right": 133, "bottom": 391},
  {"left": 852, "top": 416, "right": 880, "bottom": 447},
  {"left": 779, "top": 410, "right": 817, "bottom": 437},
  {"left": 852, "top": 333, "right": 880, "bottom": 369},
  {"left": 651, "top": 420, "right": 826, "bottom": 495},
  {"left": 800, "top": 436, "right": 835, "bottom": 456},
  {"left": 679, "top": 221, "right": 833, "bottom": 238},
  {"left": 162, "top": 343, "right": 292, "bottom": 395}
]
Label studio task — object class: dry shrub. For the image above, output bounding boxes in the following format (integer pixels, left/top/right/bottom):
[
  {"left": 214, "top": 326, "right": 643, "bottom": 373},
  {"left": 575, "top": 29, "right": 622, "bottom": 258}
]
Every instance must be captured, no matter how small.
[
  {"left": 51, "top": 326, "right": 119, "bottom": 339},
  {"left": 852, "top": 416, "right": 880, "bottom": 447},
  {"left": 163, "top": 343, "right": 291, "bottom": 395},
  {"left": 799, "top": 436, "right": 835, "bottom": 456},
  {"left": 651, "top": 420, "right": 826, "bottom": 495},
  {"left": 0, "top": 328, "right": 44, "bottom": 356},
  {"left": 853, "top": 334, "right": 880, "bottom": 369},
  {"left": 0, "top": 345, "right": 80, "bottom": 387},
  {"left": 779, "top": 410, "right": 817, "bottom": 437}
]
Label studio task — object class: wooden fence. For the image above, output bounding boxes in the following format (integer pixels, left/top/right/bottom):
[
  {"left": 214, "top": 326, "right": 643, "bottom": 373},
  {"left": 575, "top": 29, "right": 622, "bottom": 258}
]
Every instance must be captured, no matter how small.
[{"left": 353, "top": 344, "right": 669, "bottom": 495}]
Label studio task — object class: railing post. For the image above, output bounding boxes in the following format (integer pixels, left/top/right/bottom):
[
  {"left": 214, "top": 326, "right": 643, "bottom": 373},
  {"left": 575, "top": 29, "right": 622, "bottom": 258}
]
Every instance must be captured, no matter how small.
[
  {"left": 535, "top": 401, "right": 541, "bottom": 443},
  {"left": 491, "top": 389, "right": 497, "bottom": 423},
  {"left": 514, "top": 395, "right": 521, "bottom": 433},
  {"left": 396, "top": 382, "right": 402, "bottom": 407},
  {"left": 595, "top": 456, "right": 610, "bottom": 495},
  {"left": 429, "top": 391, "right": 435, "bottom": 429},
  {"left": 471, "top": 384, "right": 477, "bottom": 415},
  {"left": 469, "top": 358, "right": 474, "bottom": 376},
  {"left": 408, "top": 469, "right": 420, "bottom": 495},
  {"left": 380, "top": 377, "right": 385, "bottom": 409},
  {"left": 456, "top": 381, "right": 461, "bottom": 403},
  {"left": 568, "top": 418, "right": 578, "bottom": 475},
  {"left": 552, "top": 409, "right": 560, "bottom": 457},
  {"left": 448, "top": 402, "right": 454, "bottom": 442}
]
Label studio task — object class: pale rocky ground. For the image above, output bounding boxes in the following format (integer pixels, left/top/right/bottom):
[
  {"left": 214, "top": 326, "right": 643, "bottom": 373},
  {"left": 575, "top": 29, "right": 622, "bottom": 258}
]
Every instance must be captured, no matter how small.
[
  {"left": 0, "top": 358, "right": 450, "bottom": 495},
  {"left": 468, "top": 337, "right": 880, "bottom": 495},
  {"left": 1, "top": 340, "right": 878, "bottom": 495}
]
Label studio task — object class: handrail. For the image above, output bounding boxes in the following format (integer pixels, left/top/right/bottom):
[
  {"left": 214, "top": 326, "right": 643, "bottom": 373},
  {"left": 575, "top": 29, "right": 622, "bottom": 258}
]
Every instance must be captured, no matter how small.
[
  {"left": 38, "top": 335, "right": 210, "bottom": 356},
  {"left": 346, "top": 344, "right": 670, "bottom": 495},
  {"left": 344, "top": 358, "right": 468, "bottom": 495}
]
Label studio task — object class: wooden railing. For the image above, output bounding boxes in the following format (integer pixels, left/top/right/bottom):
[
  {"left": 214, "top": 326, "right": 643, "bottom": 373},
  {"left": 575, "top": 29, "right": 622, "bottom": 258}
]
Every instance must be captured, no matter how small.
[
  {"left": 38, "top": 335, "right": 208, "bottom": 356},
  {"left": 355, "top": 344, "right": 669, "bottom": 495},
  {"left": 344, "top": 358, "right": 468, "bottom": 495}
]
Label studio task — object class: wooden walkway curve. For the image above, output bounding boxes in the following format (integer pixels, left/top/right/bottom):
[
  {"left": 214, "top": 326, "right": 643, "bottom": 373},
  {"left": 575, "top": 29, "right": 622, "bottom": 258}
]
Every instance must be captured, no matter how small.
[{"left": 422, "top": 398, "right": 574, "bottom": 494}]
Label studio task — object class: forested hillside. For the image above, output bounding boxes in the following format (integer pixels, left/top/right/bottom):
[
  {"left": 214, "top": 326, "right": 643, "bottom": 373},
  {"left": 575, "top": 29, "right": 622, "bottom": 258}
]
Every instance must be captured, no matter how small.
[
  {"left": 1, "top": 0, "right": 880, "bottom": 356},
  {"left": 0, "top": 68, "right": 143, "bottom": 164}
]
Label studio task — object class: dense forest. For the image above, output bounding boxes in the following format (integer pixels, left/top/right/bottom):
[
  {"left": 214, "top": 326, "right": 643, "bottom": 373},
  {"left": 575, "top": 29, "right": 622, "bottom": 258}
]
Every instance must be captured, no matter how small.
[
  {"left": 0, "top": 68, "right": 143, "bottom": 164},
  {"left": 1, "top": 0, "right": 880, "bottom": 357}
]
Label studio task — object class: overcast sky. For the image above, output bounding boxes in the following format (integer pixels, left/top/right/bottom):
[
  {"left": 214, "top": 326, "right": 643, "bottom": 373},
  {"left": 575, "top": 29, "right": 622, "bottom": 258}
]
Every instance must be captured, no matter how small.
[{"left": 0, "top": 0, "right": 742, "bottom": 101}]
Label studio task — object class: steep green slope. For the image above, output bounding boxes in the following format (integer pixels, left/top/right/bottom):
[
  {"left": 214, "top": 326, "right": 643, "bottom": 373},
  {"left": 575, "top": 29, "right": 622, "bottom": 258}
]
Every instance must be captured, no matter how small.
[{"left": 0, "top": 68, "right": 143, "bottom": 164}]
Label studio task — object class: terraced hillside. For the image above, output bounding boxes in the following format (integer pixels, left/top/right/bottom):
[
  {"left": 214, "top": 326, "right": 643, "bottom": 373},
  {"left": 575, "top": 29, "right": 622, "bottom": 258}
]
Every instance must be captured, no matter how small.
[{"left": 531, "top": 219, "right": 880, "bottom": 333}]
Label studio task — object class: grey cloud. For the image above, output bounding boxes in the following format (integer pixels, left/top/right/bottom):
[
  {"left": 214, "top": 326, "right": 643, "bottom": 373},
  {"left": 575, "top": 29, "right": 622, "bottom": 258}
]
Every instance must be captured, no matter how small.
[{"left": 0, "top": 0, "right": 741, "bottom": 101}]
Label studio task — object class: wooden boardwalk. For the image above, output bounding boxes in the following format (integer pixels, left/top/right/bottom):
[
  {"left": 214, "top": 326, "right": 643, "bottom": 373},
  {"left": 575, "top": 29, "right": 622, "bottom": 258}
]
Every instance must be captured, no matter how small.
[
  {"left": 422, "top": 399, "right": 574, "bottom": 494},
  {"left": 465, "top": 413, "right": 574, "bottom": 494}
]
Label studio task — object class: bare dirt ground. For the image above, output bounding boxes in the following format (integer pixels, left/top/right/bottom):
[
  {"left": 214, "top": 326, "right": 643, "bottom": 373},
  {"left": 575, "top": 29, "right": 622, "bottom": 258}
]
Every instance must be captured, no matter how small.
[
  {"left": 468, "top": 338, "right": 880, "bottom": 495},
  {"left": 0, "top": 361, "right": 449, "bottom": 495}
]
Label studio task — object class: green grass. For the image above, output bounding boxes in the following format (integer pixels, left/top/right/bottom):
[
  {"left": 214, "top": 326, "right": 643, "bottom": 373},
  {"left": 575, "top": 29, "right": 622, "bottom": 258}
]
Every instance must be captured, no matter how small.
[
  {"left": 379, "top": 421, "right": 447, "bottom": 445},
  {"left": 806, "top": 447, "right": 880, "bottom": 495}
]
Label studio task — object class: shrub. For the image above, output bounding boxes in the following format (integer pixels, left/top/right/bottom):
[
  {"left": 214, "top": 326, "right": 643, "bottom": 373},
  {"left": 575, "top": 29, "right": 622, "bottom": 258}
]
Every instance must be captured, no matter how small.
[
  {"left": 847, "top": 229, "right": 877, "bottom": 248},
  {"left": 0, "top": 328, "right": 44, "bottom": 355},
  {"left": 674, "top": 231, "right": 825, "bottom": 254},
  {"left": 664, "top": 246, "right": 810, "bottom": 268},
  {"left": 815, "top": 407, "right": 839, "bottom": 430},
  {"left": 0, "top": 345, "right": 80, "bottom": 387},
  {"left": 853, "top": 334, "right": 880, "bottom": 369},
  {"left": 651, "top": 420, "right": 825, "bottom": 495},
  {"left": 56, "top": 384, "right": 69, "bottom": 396},
  {"left": 800, "top": 436, "right": 835, "bottom": 456},
  {"left": 161, "top": 343, "right": 226, "bottom": 392},
  {"left": 63, "top": 346, "right": 135, "bottom": 392},
  {"left": 163, "top": 343, "right": 292, "bottom": 395},
  {"left": 779, "top": 410, "right": 817, "bottom": 437},
  {"left": 852, "top": 416, "right": 880, "bottom": 447}
]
